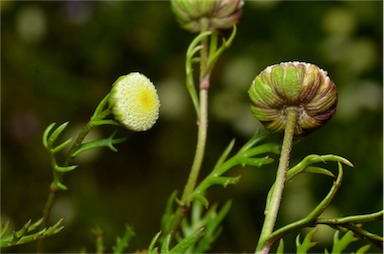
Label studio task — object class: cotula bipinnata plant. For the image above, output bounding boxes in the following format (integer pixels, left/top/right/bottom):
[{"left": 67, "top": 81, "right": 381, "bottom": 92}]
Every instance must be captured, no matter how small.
[{"left": 1, "top": 1, "right": 382, "bottom": 253}]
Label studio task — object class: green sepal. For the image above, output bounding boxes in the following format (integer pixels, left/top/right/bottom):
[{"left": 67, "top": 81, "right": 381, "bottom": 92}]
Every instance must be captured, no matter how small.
[
  {"left": 54, "top": 164, "right": 78, "bottom": 173},
  {"left": 169, "top": 227, "right": 204, "bottom": 254},
  {"left": 295, "top": 228, "right": 318, "bottom": 254},
  {"left": 112, "top": 225, "right": 135, "bottom": 254},
  {"left": 71, "top": 131, "right": 128, "bottom": 157}
]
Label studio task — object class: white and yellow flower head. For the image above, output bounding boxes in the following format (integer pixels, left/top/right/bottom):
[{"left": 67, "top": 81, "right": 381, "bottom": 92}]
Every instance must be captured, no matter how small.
[{"left": 109, "top": 72, "right": 160, "bottom": 132}]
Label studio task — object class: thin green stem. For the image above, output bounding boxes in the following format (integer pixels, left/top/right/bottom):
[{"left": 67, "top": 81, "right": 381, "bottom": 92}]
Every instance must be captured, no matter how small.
[
  {"left": 64, "top": 121, "right": 95, "bottom": 165},
  {"left": 180, "top": 18, "right": 210, "bottom": 206},
  {"left": 36, "top": 189, "right": 56, "bottom": 253},
  {"left": 166, "top": 21, "right": 211, "bottom": 239},
  {"left": 181, "top": 83, "right": 209, "bottom": 204},
  {"left": 37, "top": 106, "right": 112, "bottom": 252},
  {"left": 166, "top": 77, "right": 210, "bottom": 238},
  {"left": 181, "top": 17, "right": 210, "bottom": 204},
  {"left": 37, "top": 121, "right": 95, "bottom": 253},
  {"left": 256, "top": 107, "right": 297, "bottom": 254}
]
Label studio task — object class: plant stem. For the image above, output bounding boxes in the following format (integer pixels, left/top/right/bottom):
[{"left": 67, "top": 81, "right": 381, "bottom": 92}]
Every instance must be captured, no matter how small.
[
  {"left": 64, "top": 121, "right": 95, "bottom": 165},
  {"left": 166, "top": 77, "right": 210, "bottom": 237},
  {"left": 37, "top": 189, "right": 57, "bottom": 253},
  {"left": 181, "top": 82, "right": 209, "bottom": 204},
  {"left": 166, "top": 23, "right": 211, "bottom": 237},
  {"left": 181, "top": 18, "right": 210, "bottom": 206},
  {"left": 37, "top": 120, "right": 95, "bottom": 253},
  {"left": 181, "top": 17, "right": 210, "bottom": 203},
  {"left": 255, "top": 107, "right": 297, "bottom": 254}
]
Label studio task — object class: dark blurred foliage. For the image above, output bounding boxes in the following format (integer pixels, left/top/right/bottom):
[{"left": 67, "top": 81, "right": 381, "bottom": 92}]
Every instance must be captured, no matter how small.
[{"left": 1, "top": 1, "right": 382, "bottom": 253}]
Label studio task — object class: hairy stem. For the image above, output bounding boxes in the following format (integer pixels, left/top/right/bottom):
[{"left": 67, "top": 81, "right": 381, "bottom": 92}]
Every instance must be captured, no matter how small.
[{"left": 256, "top": 107, "right": 297, "bottom": 254}]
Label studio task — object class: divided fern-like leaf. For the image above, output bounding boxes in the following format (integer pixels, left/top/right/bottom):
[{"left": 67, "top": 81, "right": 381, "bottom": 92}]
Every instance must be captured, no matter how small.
[
  {"left": 0, "top": 218, "right": 63, "bottom": 247},
  {"left": 112, "top": 226, "right": 135, "bottom": 254},
  {"left": 295, "top": 229, "right": 318, "bottom": 253}
]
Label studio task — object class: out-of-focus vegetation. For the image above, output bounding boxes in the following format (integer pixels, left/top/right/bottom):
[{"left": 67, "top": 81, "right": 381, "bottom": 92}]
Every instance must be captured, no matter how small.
[{"left": 1, "top": 1, "right": 382, "bottom": 253}]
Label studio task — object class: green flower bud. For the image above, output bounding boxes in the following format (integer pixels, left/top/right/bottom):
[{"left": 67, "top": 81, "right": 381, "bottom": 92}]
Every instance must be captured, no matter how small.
[
  {"left": 248, "top": 62, "right": 338, "bottom": 135},
  {"left": 171, "top": 0, "right": 244, "bottom": 33},
  {"left": 109, "top": 72, "right": 160, "bottom": 132}
]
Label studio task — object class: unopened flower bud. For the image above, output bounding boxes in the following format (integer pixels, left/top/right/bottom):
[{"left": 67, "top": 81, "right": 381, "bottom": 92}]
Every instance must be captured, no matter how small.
[
  {"left": 109, "top": 73, "right": 160, "bottom": 132},
  {"left": 248, "top": 62, "right": 338, "bottom": 135},
  {"left": 171, "top": 0, "right": 244, "bottom": 33}
]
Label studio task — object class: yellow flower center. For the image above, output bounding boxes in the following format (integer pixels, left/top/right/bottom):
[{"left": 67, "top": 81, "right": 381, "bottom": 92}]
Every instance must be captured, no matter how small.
[{"left": 139, "top": 89, "right": 155, "bottom": 111}]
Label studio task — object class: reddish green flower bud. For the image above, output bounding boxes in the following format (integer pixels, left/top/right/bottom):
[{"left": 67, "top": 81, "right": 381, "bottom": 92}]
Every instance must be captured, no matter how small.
[
  {"left": 171, "top": 0, "right": 244, "bottom": 33},
  {"left": 248, "top": 62, "right": 338, "bottom": 135}
]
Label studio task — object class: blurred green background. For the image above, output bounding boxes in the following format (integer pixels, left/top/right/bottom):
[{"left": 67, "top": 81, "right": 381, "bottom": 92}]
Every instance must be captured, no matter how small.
[{"left": 1, "top": 1, "right": 382, "bottom": 253}]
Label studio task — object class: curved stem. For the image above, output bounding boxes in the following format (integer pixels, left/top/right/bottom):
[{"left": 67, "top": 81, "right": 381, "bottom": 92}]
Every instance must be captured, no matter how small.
[
  {"left": 37, "top": 121, "right": 95, "bottom": 253},
  {"left": 256, "top": 107, "right": 297, "bottom": 254},
  {"left": 37, "top": 104, "right": 112, "bottom": 252}
]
